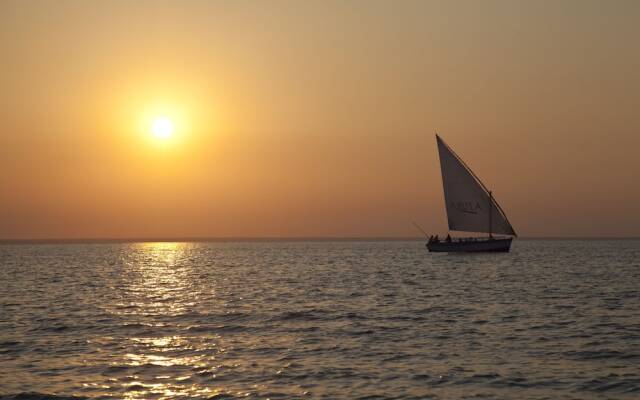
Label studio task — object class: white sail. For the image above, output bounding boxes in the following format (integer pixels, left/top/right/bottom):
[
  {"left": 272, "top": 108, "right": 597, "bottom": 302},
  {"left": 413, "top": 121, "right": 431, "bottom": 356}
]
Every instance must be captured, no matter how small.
[{"left": 436, "top": 135, "right": 516, "bottom": 236}]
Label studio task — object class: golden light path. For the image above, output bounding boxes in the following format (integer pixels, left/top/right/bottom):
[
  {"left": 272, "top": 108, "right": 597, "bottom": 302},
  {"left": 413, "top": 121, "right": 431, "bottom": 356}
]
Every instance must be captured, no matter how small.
[
  {"left": 106, "top": 243, "right": 223, "bottom": 399},
  {"left": 96, "top": 242, "right": 293, "bottom": 399}
]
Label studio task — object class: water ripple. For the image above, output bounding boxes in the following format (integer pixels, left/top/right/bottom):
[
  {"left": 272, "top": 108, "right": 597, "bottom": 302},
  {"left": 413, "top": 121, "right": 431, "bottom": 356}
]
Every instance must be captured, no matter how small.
[{"left": 1, "top": 240, "right": 639, "bottom": 399}]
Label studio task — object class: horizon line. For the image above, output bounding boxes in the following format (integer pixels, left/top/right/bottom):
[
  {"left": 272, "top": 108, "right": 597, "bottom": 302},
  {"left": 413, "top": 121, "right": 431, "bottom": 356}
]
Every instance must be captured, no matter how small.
[{"left": 1, "top": 235, "right": 639, "bottom": 244}]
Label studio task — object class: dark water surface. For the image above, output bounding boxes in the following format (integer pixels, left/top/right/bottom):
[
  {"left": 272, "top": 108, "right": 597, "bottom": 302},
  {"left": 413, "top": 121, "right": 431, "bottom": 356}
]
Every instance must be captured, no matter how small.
[{"left": 1, "top": 240, "right": 639, "bottom": 399}]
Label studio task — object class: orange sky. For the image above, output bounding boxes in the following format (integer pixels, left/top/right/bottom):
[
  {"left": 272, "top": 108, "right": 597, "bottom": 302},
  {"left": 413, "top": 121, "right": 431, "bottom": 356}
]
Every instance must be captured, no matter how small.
[{"left": 1, "top": 0, "right": 639, "bottom": 239}]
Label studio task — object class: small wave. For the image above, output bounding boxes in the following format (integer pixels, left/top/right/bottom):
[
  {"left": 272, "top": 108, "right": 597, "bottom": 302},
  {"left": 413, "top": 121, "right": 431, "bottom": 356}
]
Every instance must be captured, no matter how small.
[
  {"left": 27, "top": 325, "right": 71, "bottom": 334},
  {"left": 207, "top": 394, "right": 242, "bottom": 399},
  {"left": 564, "top": 350, "right": 640, "bottom": 361},
  {"left": 0, "top": 340, "right": 23, "bottom": 355},
  {"left": 169, "top": 310, "right": 252, "bottom": 323},
  {"left": 576, "top": 374, "right": 640, "bottom": 393},
  {"left": 280, "top": 326, "right": 319, "bottom": 333},
  {"left": 186, "top": 324, "right": 248, "bottom": 333},
  {"left": 382, "top": 353, "right": 412, "bottom": 362},
  {"left": 270, "top": 309, "right": 325, "bottom": 322},
  {"left": 0, "top": 394, "right": 88, "bottom": 400}
]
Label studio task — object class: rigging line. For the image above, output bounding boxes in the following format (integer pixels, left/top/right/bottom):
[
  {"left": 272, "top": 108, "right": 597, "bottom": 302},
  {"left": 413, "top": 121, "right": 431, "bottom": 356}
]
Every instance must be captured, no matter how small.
[{"left": 412, "top": 222, "right": 430, "bottom": 238}]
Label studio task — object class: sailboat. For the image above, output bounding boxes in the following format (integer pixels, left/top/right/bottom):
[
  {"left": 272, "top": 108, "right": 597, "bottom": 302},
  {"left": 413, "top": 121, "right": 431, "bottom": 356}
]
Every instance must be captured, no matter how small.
[{"left": 427, "top": 134, "right": 517, "bottom": 252}]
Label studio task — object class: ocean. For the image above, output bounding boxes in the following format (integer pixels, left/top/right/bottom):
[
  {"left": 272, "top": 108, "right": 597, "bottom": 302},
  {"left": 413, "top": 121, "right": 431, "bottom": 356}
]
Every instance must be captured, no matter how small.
[{"left": 0, "top": 240, "right": 639, "bottom": 399}]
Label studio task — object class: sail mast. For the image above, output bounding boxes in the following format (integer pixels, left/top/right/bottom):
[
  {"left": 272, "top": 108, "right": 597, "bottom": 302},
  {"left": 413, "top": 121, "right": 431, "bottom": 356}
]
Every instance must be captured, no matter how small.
[{"left": 489, "top": 191, "right": 492, "bottom": 238}]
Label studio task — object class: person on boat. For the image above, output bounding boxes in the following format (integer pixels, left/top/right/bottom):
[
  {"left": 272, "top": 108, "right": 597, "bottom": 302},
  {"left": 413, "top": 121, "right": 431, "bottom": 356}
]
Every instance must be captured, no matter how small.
[
  {"left": 428, "top": 235, "right": 433, "bottom": 243},
  {"left": 445, "top": 234, "right": 451, "bottom": 242},
  {"left": 433, "top": 235, "right": 439, "bottom": 243}
]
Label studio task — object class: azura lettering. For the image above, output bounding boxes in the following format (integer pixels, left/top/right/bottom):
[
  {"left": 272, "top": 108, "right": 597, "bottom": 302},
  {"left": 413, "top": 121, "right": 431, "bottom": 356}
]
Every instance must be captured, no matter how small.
[{"left": 450, "top": 201, "right": 482, "bottom": 214}]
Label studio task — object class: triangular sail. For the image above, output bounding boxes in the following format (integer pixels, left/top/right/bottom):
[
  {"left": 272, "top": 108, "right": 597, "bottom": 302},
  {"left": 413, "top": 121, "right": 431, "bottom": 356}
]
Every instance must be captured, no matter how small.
[{"left": 436, "top": 135, "right": 516, "bottom": 236}]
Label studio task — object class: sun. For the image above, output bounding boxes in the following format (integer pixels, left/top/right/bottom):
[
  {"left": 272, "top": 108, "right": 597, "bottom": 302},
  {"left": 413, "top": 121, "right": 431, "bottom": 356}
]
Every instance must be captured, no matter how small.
[{"left": 151, "top": 117, "right": 174, "bottom": 139}]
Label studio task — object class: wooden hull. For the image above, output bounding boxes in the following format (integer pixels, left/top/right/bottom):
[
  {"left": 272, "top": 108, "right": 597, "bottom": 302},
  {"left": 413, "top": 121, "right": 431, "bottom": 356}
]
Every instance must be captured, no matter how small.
[{"left": 427, "top": 237, "right": 512, "bottom": 253}]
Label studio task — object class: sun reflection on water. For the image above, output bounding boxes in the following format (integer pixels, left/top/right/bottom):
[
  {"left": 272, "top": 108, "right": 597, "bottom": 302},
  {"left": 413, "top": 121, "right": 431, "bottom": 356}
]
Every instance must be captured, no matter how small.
[
  {"left": 88, "top": 243, "right": 303, "bottom": 399},
  {"left": 100, "top": 242, "right": 229, "bottom": 399},
  {"left": 115, "top": 242, "right": 198, "bottom": 317}
]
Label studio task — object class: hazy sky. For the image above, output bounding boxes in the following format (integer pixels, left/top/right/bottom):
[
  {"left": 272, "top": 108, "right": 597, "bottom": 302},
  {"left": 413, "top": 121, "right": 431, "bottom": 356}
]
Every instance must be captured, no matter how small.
[{"left": 1, "top": 0, "right": 639, "bottom": 239}]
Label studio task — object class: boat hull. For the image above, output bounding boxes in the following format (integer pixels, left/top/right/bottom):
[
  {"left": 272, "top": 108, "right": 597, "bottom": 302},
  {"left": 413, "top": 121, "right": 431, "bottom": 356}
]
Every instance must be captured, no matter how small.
[{"left": 427, "top": 237, "right": 512, "bottom": 253}]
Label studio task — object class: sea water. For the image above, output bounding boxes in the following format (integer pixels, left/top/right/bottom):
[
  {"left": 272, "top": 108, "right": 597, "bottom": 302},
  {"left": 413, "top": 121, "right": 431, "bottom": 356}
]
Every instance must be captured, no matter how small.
[{"left": 1, "top": 240, "right": 639, "bottom": 399}]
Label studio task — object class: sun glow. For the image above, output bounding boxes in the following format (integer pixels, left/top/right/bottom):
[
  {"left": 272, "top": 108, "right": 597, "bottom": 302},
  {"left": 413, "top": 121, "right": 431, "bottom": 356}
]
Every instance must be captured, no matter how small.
[
  {"left": 130, "top": 94, "right": 208, "bottom": 150},
  {"left": 151, "top": 117, "right": 174, "bottom": 139}
]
